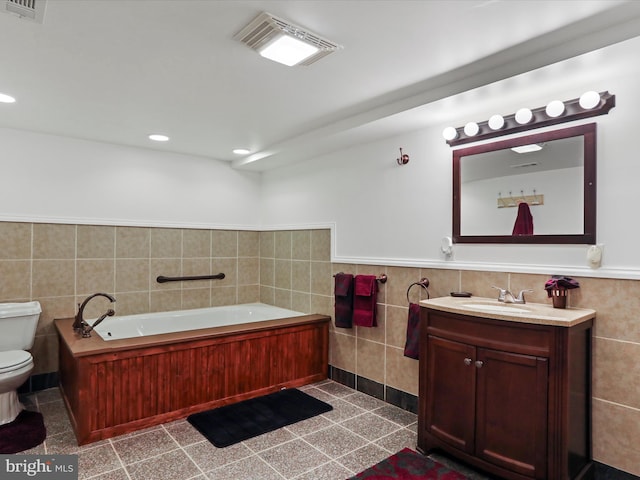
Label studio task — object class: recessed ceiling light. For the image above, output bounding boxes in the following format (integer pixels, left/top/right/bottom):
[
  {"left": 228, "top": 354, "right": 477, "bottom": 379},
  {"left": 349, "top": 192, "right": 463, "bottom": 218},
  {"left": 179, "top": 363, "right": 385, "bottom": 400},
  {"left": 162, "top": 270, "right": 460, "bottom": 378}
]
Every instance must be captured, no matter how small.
[
  {"left": 511, "top": 143, "right": 544, "bottom": 154},
  {"left": 233, "top": 148, "right": 251, "bottom": 155},
  {"left": 0, "top": 93, "right": 16, "bottom": 104},
  {"left": 259, "top": 35, "right": 319, "bottom": 66},
  {"left": 149, "top": 134, "right": 169, "bottom": 142}
]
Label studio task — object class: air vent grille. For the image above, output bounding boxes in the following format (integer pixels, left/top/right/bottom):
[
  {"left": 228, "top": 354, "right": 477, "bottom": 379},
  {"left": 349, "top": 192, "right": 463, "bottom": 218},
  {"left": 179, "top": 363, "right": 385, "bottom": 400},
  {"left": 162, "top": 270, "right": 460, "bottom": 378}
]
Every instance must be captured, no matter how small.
[
  {"left": 234, "top": 12, "right": 341, "bottom": 66},
  {"left": 3, "top": 0, "right": 46, "bottom": 22}
]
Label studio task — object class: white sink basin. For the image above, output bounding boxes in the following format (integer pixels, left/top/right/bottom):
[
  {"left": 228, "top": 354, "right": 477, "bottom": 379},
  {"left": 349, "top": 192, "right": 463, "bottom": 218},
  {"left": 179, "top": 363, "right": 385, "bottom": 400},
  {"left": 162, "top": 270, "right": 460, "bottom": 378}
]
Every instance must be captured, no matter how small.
[{"left": 462, "top": 303, "right": 532, "bottom": 314}]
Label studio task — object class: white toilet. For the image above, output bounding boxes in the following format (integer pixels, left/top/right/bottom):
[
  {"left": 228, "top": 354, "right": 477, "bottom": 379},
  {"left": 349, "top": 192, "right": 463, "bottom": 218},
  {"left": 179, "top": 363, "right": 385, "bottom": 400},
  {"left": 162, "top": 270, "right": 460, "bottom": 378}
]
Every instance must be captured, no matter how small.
[{"left": 0, "top": 301, "right": 41, "bottom": 425}]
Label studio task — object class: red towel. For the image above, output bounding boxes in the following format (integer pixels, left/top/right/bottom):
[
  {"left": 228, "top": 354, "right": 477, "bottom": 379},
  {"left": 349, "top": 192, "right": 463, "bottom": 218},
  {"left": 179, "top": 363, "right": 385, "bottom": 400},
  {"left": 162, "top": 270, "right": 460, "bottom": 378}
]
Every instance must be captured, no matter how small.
[
  {"left": 353, "top": 275, "right": 378, "bottom": 327},
  {"left": 512, "top": 202, "right": 534, "bottom": 235},
  {"left": 334, "top": 273, "right": 354, "bottom": 328},
  {"left": 403, "top": 303, "right": 420, "bottom": 359}
]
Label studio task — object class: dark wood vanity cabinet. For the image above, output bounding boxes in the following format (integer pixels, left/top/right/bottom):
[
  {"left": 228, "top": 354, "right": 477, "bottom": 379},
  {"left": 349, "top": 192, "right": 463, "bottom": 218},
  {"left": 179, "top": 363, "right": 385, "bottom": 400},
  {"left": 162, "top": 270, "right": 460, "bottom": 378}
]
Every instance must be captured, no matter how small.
[{"left": 418, "top": 307, "right": 594, "bottom": 480}]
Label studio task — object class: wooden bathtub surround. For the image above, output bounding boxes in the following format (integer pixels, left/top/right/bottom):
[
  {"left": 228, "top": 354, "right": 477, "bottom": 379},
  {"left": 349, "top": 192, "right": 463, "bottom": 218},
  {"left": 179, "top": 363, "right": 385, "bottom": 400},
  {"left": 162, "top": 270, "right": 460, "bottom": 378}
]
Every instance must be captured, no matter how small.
[{"left": 55, "top": 314, "right": 330, "bottom": 445}]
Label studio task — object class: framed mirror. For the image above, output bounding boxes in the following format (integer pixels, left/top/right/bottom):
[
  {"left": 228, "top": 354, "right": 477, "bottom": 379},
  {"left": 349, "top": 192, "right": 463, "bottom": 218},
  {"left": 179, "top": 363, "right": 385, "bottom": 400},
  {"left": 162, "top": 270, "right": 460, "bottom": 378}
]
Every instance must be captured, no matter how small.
[{"left": 453, "top": 123, "right": 596, "bottom": 244}]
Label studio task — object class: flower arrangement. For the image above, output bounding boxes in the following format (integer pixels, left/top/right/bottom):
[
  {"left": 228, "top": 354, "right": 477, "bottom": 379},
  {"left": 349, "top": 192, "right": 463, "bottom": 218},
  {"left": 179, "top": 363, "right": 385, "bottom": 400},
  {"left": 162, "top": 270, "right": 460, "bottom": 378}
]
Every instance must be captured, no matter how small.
[{"left": 544, "top": 275, "right": 580, "bottom": 309}]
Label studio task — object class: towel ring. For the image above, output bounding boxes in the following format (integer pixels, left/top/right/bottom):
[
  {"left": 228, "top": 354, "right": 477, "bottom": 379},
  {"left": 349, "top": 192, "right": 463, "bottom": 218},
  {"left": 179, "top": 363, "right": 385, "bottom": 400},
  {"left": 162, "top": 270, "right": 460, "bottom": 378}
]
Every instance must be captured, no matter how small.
[{"left": 406, "top": 278, "right": 430, "bottom": 304}]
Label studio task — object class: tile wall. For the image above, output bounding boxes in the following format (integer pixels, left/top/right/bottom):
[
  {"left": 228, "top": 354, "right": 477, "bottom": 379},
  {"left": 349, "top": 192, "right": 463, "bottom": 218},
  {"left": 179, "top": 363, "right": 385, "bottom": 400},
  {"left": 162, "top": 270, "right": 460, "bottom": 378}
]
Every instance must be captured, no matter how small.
[{"left": 2, "top": 221, "right": 639, "bottom": 475}]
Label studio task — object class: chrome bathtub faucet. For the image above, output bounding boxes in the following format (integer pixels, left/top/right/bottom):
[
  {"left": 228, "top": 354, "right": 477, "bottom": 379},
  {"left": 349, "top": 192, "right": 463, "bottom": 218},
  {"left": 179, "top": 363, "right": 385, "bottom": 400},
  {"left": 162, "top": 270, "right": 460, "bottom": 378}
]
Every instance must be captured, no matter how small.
[{"left": 73, "top": 292, "right": 116, "bottom": 337}]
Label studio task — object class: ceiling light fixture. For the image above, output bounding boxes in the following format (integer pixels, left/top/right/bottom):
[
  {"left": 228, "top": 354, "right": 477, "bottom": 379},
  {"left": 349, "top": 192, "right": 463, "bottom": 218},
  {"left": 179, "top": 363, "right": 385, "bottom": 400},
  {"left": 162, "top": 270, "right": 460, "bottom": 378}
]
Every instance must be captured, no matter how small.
[
  {"left": 233, "top": 148, "right": 251, "bottom": 155},
  {"left": 511, "top": 143, "right": 544, "bottom": 153},
  {"left": 234, "top": 12, "right": 342, "bottom": 66},
  {"left": 0, "top": 92, "right": 16, "bottom": 103},
  {"left": 149, "top": 134, "right": 169, "bottom": 142}
]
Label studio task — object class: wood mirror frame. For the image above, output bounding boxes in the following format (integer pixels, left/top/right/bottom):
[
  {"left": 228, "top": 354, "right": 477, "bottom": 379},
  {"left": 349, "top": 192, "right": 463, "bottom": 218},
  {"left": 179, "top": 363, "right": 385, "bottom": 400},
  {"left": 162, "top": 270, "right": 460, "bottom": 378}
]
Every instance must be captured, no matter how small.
[{"left": 453, "top": 123, "right": 596, "bottom": 244}]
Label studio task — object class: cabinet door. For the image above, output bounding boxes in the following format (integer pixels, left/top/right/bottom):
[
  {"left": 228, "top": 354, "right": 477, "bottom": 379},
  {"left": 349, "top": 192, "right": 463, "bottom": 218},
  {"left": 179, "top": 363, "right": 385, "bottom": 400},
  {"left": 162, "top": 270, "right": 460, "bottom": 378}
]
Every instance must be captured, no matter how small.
[
  {"left": 426, "top": 336, "right": 476, "bottom": 453},
  {"left": 475, "top": 348, "right": 548, "bottom": 479}
]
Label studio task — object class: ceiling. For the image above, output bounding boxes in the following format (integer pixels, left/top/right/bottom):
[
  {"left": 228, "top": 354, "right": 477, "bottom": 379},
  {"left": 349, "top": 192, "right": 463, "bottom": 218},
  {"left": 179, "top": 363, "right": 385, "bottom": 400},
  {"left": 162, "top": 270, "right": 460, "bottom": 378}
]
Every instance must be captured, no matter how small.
[{"left": 1, "top": 0, "right": 640, "bottom": 172}]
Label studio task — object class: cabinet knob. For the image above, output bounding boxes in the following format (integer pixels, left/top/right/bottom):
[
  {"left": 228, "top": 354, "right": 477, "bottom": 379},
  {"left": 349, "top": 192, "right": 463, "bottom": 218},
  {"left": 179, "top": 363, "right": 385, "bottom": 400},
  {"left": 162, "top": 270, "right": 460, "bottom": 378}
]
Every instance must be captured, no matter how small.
[
  {"left": 464, "top": 357, "right": 472, "bottom": 366},
  {"left": 475, "top": 360, "right": 484, "bottom": 368}
]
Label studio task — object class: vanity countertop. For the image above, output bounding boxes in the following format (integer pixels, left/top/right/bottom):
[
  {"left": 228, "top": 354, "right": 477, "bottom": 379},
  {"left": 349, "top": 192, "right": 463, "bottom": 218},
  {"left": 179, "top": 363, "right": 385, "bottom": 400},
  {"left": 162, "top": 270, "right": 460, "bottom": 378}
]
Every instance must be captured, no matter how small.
[{"left": 420, "top": 296, "right": 595, "bottom": 327}]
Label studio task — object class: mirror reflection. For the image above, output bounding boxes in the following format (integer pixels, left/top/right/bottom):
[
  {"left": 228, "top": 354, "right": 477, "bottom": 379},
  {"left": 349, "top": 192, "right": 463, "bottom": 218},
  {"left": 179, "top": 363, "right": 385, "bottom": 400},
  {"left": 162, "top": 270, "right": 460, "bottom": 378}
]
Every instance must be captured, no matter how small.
[{"left": 453, "top": 123, "right": 596, "bottom": 244}]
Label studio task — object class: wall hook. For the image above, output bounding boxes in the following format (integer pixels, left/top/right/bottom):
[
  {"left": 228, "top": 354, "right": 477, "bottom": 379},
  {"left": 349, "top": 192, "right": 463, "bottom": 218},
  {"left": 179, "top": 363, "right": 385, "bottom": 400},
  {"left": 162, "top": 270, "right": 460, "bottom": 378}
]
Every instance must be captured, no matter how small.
[{"left": 396, "top": 147, "right": 410, "bottom": 165}]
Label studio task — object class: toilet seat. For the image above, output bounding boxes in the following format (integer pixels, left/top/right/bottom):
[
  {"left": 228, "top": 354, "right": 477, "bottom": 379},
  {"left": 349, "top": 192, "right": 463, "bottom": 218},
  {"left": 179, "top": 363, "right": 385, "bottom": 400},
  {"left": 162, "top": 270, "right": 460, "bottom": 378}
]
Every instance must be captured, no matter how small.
[{"left": 0, "top": 350, "right": 32, "bottom": 374}]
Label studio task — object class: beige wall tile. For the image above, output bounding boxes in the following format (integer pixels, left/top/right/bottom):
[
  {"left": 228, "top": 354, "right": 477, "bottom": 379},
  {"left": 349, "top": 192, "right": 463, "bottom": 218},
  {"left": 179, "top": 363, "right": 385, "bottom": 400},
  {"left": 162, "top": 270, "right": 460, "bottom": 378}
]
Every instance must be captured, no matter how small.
[
  {"left": 422, "top": 268, "right": 459, "bottom": 298},
  {"left": 182, "top": 257, "right": 211, "bottom": 277},
  {"left": 212, "top": 230, "right": 237, "bottom": 258},
  {"left": 260, "top": 231, "right": 275, "bottom": 258},
  {"left": 274, "top": 288, "right": 292, "bottom": 309},
  {"left": 150, "top": 258, "right": 182, "bottom": 290},
  {"left": 211, "top": 286, "right": 237, "bottom": 306},
  {"left": 461, "top": 270, "right": 509, "bottom": 299},
  {"left": 150, "top": 289, "right": 181, "bottom": 312},
  {"left": 274, "top": 259, "right": 292, "bottom": 289},
  {"left": 386, "top": 266, "right": 422, "bottom": 307},
  {"left": 211, "top": 258, "right": 237, "bottom": 287},
  {"left": 275, "top": 231, "right": 292, "bottom": 259},
  {"left": 182, "top": 288, "right": 210, "bottom": 309},
  {"left": 0, "top": 222, "right": 31, "bottom": 259},
  {"left": 386, "top": 346, "right": 419, "bottom": 396},
  {"left": 238, "top": 285, "right": 259, "bottom": 304},
  {"left": 311, "top": 262, "right": 332, "bottom": 296},
  {"left": 76, "top": 259, "right": 115, "bottom": 295},
  {"left": 77, "top": 225, "right": 115, "bottom": 259},
  {"left": 386, "top": 305, "right": 409, "bottom": 349},
  {"left": 311, "top": 229, "right": 331, "bottom": 261},
  {"left": 116, "top": 259, "right": 150, "bottom": 292},
  {"left": 183, "top": 229, "right": 211, "bottom": 258},
  {"left": 33, "top": 223, "right": 75, "bottom": 259},
  {"left": 593, "top": 337, "right": 640, "bottom": 409},
  {"left": 593, "top": 399, "right": 640, "bottom": 476},
  {"left": 260, "top": 258, "right": 275, "bottom": 287},
  {"left": 292, "top": 261, "right": 310, "bottom": 292},
  {"left": 37, "top": 296, "right": 75, "bottom": 335},
  {"left": 291, "top": 291, "right": 311, "bottom": 313},
  {"left": 292, "top": 230, "right": 311, "bottom": 260},
  {"left": 0, "top": 260, "right": 31, "bottom": 299},
  {"left": 112, "top": 292, "right": 149, "bottom": 316},
  {"left": 238, "top": 257, "right": 259, "bottom": 285},
  {"left": 150, "top": 228, "right": 182, "bottom": 258},
  {"left": 31, "top": 334, "right": 58, "bottom": 374},
  {"left": 32, "top": 260, "right": 74, "bottom": 297},
  {"left": 116, "top": 227, "right": 150, "bottom": 258},
  {"left": 310, "top": 293, "right": 332, "bottom": 318},
  {"left": 260, "top": 285, "right": 275, "bottom": 305},
  {"left": 330, "top": 331, "right": 356, "bottom": 372},
  {"left": 509, "top": 272, "right": 548, "bottom": 304},
  {"left": 238, "top": 231, "right": 259, "bottom": 257},
  {"left": 356, "top": 339, "right": 385, "bottom": 384}
]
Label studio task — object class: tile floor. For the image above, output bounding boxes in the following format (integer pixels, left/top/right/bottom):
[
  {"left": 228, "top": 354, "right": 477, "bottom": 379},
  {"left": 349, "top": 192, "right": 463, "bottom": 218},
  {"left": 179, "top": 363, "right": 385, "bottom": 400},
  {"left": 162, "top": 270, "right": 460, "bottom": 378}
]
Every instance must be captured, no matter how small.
[{"left": 18, "top": 380, "right": 489, "bottom": 480}]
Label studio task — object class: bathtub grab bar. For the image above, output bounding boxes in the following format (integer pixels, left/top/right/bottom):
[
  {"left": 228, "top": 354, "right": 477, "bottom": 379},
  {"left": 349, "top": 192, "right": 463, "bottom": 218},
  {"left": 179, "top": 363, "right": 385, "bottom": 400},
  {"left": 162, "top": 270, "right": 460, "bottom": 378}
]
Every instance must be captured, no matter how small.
[{"left": 156, "top": 273, "right": 225, "bottom": 283}]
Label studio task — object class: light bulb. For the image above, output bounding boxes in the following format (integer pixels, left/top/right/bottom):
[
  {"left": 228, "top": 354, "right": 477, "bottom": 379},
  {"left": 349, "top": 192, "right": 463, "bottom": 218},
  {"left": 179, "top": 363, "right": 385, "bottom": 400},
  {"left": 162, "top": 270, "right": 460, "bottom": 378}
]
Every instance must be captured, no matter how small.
[
  {"left": 464, "top": 122, "right": 479, "bottom": 136},
  {"left": 515, "top": 108, "right": 533, "bottom": 124},
  {"left": 442, "top": 127, "right": 458, "bottom": 141},
  {"left": 149, "top": 134, "right": 169, "bottom": 142},
  {"left": 545, "top": 100, "right": 565, "bottom": 118},
  {"left": 0, "top": 93, "right": 16, "bottom": 103},
  {"left": 579, "top": 91, "right": 600, "bottom": 109},
  {"left": 488, "top": 115, "right": 505, "bottom": 130}
]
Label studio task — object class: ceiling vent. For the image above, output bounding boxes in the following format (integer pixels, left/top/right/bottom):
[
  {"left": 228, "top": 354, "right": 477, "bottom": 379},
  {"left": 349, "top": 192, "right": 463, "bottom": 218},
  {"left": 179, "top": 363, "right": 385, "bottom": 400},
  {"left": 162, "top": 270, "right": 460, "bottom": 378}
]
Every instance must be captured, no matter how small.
[
  {"left": 234, "top": 11, "right": 341, "bottom": 66},
  {"left": 2, "top": 0, "right": 46, "bottom": 23}
]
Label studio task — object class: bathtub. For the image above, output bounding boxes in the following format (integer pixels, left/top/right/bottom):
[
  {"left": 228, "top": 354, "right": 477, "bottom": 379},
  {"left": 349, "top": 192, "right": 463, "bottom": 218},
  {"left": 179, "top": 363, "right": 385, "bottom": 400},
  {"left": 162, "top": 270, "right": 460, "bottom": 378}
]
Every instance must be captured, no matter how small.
[
  {"left": 93, "top": 303, "right": 306, "bottom": 341},
  {"left": 55, "top": 303, "right": 330, "bottom": 445}
]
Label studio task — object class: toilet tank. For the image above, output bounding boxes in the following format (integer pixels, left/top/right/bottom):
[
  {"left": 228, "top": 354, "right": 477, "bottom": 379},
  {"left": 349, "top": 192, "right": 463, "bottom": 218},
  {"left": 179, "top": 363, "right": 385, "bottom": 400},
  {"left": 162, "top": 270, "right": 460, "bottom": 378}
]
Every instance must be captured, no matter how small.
[{"left": 0, "top": 301, "right": 42, "bottom": 350}]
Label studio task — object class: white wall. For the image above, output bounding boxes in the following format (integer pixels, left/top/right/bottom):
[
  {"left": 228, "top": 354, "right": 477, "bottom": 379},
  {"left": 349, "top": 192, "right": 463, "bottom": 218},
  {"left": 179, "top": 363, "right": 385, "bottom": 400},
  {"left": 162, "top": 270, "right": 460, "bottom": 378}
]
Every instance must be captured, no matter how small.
[
  {"left": 261, "top": 36, "right": 640, "bottom": 279},
  {"left": 0, "top": 128, "right": 261, "bottom": 229}
]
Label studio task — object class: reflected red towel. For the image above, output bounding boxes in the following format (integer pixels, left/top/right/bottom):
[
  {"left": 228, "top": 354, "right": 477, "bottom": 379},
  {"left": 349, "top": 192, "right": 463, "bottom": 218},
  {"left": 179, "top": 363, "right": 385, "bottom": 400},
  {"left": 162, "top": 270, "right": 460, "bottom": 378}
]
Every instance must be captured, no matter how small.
[
  {"left": 334, "top": 273, "right": 354, "bottom": 328},
  {"left": 512, "top": 202, "right": 534, "bottom": 235},
  {"left": 404, "top": 303, "right": 420, "bottom": 359},
  {"left": 353, "top": 275, "right": 378, "bottom": 327}
]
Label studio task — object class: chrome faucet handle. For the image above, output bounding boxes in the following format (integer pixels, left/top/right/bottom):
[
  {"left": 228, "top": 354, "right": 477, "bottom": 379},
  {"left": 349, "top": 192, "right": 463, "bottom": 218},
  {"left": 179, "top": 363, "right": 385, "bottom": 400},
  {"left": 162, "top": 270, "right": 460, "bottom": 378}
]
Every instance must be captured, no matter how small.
[
  {"left": 491, "top": 286, "right": 507, "bottom": 302},
  {"left": 515, "top": 289, "right": 534, "bottom": 304}
]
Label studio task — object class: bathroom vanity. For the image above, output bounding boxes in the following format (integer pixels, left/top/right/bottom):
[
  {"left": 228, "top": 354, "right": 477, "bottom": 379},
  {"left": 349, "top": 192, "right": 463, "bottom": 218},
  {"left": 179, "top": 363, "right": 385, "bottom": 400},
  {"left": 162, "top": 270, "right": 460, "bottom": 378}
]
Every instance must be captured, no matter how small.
[{"left": 418, "top": 296, "right": 595, "bottom": 480}]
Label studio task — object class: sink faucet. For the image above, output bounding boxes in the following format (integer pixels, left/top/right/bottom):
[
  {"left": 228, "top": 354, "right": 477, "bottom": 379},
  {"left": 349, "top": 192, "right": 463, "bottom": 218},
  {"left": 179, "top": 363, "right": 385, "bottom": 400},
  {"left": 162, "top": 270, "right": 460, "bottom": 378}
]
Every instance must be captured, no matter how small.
[
  {"left": 492, "top": 286, "right": 533, "bottom": 304},
  {"left": 73, "top": 293, "right": 116, "bottom": 337}
]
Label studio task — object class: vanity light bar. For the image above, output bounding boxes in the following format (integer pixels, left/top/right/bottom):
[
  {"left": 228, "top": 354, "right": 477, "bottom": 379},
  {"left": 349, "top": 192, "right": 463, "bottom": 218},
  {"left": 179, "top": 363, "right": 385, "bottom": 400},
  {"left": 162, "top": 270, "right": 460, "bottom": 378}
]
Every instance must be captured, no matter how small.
[{"left": 443, "top": 91, "right": 615, "bottom": 147}]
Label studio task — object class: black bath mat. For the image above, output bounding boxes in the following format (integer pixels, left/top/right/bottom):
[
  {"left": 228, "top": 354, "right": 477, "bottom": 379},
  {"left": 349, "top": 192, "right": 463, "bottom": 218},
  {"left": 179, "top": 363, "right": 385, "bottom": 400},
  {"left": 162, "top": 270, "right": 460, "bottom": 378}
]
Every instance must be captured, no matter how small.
[
  {"left": 0, "top": 410, "right": 46, "bottom": 454},
  {"left": 187, "top": 388, "right": 332, "bottom": 448}
]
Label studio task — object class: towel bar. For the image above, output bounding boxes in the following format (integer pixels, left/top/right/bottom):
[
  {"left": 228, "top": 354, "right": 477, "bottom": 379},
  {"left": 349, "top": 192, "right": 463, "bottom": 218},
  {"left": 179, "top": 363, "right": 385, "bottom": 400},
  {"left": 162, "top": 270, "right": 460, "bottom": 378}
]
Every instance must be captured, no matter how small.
[{"left": 333, "top": 272, "right": 387, "bottom": 284}]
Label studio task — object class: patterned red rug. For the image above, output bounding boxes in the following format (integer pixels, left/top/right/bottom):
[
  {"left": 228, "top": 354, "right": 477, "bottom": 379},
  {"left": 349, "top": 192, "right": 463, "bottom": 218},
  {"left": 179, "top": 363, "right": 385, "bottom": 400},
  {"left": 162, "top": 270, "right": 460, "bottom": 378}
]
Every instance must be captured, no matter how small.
[
  {"left": 348, "top": 448, "right": 469, "bottom": 479},
  {"left": 0, "top": 410, "right": 46, "bottom": 453}
]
